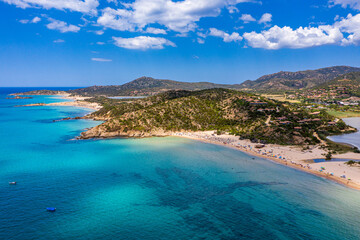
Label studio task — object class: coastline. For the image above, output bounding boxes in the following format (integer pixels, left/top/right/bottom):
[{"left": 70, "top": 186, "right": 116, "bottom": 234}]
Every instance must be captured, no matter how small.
[
  {"left": 16, "top": 94, "right": 360, "bottom": 190},
  {"left": 17, "top": 94, "right": 102, "bottom": 111},
  {"left": 172, "top": 131, "right": 360, "bottom": 190}
]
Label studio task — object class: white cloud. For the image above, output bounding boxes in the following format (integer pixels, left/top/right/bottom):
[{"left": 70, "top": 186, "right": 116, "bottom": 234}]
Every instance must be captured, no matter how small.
[
  {"left": 335, "top": 13, "right": 360, "bottom": 45},
  {"left": 46, "top": 18, "right": 80, "bottom": 33},
  {"left": 95, "top": 30, "right": 104, "bottom": 35},
  {"left": 19, "top": 16, "right": 41, "bottom": 24},
  {"left": 112, "top": 36, "right": 176, "bottom": 50},
  {"left": 19, "top": 19, "right": 29, "bottom": 24},
  {"left": 197, "top": 38, "right": 205, "bottom": 44},
  {"left": 209, "top": 28, "right": 242, "bottom": 42},
  {"left": 243, "top": 25, "right": 343, "bottom": 49},
  {"left": 1, "top": 0, "right": 99, "bottom": 15},
  {"left": 258, "top": 13, "right": 272, "bottom": 24},
  {"left": 330, "top": 0, "right": 360, "bottom": 10},
  {"left": 239, "top": 14, "right": 256, "bottom": 23},
  {"left": 227, "top": 5, "right": 239, "bottom": 14},
  {"left": 243, "top": 13, "right": 360, "bottom": 49},
  {"left": 97, "top": 0, "right": 256, "bottom": 33},
  {"left": 53, "top": 39, "right": 65, "bottom": 43},
  {"left": 144, "top": 27, "right": 167, "bottom": 34},
  {"left": 91, "top": 57, "right": 112, "bottom": 62},
  {"left": 97, "top": 41, "right": 105, "bottom": 45},
  {"left": 107, "top": 0, "right": 118, "bottom": 5},
  {"left": 31, "top": 16, "right": 41, "bottom": 23}
]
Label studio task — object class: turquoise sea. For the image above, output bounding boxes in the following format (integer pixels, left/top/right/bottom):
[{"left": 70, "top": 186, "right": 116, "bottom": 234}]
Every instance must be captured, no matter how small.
[{"left": 1, "top": 87, "right": 360, "bottom": 240}]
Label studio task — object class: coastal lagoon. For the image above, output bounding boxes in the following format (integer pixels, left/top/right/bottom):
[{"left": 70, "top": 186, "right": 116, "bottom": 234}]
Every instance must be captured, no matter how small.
[
  {"left": 1, "top": 88, "right": 360, "bottom": 240},
  {"left": 328, "top": 117, "right": 360, "bottom": 149}
]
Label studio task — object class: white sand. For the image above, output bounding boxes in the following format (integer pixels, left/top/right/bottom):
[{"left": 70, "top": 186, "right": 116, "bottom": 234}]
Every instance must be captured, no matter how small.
[{"left": 172, "top": 131, "right": 360, "bottom": 190}]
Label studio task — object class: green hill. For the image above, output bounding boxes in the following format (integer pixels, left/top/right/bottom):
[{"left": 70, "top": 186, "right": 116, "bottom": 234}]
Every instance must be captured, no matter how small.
[
  {"left": 81, "top": 89, "right": 353, "bottom": 146},
  {"left": 68, "top": 77, "right": 241, "bottom": 96},
  {"left": 238, "top": 66, "right": 360, "bottom": 91},
  {"left": 315, "top": 72, "right": 360, "bottom": 97}
]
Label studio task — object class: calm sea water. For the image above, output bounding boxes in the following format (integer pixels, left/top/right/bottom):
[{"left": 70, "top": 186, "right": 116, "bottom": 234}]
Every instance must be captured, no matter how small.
[
  {"left": 1, "top": 87, "right": 360, "bottom": 240},
  {"left": 328, "top": 117, "right": 360, "bottom": 149}
]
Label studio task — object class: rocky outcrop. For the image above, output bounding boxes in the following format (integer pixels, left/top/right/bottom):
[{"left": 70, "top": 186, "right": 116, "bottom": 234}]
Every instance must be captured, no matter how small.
[{"left": 79, "top": 123, "right": 170, "bottom": 139}]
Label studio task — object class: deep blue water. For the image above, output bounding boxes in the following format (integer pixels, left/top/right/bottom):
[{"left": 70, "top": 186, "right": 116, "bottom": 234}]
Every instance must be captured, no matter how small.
[{"left": 1, "top": 88, "right": 360, "bottom": 240}]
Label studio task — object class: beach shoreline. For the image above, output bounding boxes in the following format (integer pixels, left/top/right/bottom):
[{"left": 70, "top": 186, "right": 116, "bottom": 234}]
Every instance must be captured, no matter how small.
[
  {"left": 16, "top": 94, "right": 102, "bottom": 111},
  {"left": 171, "top": 131, "right": 360, "bottom": 190},
  {"left": 16, "top": 94, "right": 360, "bottom": 190}
]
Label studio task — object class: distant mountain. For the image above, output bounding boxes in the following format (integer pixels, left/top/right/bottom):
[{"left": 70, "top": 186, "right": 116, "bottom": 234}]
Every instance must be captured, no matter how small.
[
  {"left": 12, "top": 66, "right": 360, "bottom": 97},
  {"left": 238, "top": 66, "right": 360, "bottom": 91},
  {"left": 69, "top": 77, "right": 241, "bottom": 96}
]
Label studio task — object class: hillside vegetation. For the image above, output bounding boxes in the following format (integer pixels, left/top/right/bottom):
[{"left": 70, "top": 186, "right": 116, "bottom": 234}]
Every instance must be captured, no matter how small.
[
  {"left": 68, "top": 77, "right": 241, "bottom": 96},
  {"left": 82, "top": 89, "right": 353, "bottom": 146},
  {"left": 316, "top": 72, "right": 360, "bottom": 97},
  {"left": 238, "top": 66, "right": 360, "bottom": 91},
  {"left": 12, "top": 66, "right": 360, "bottom": 97}
]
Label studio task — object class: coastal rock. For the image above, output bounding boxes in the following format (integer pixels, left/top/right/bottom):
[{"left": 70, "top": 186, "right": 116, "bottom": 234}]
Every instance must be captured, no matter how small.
[{"left": 80, "top": 123, "right": 170, "bottom": 139}]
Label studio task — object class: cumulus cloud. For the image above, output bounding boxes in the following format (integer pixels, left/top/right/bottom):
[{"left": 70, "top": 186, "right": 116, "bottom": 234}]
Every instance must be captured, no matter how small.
[
  {"left": 1, "top": 0, "right": 99, "bottom": 15},
  {"left": 46, "top": 18, "right": 80, "bottom": 33},
  {"left": 97, "top": 0, "right": 255, "bottom": 33},
  {"left": 91, "top": 57, "right": 112, "bottom": 62},
  {"left": 243, "top": 13, "right": 360, "bottom": 49},
  {"left": 330, "top": 0, "right": 360, "bottom": 10},
  {"left": 209, "top": 28, "right": 242, "bottom": 42},
  {"left": 243, "top": 25, "right": 343, "bottom": 49},
  {"left": 239, "top": 14, "right": 256, "bottom": 23},
  {"left": 112, "top": 36, "right": 176, "bottom": 50},
  {"left": 258, "top": 13, "right": 272, "bottom": 24},
  {"left": 335, "top": 13, "right": 360, "bottom": 45},
  {"left": 144, "top": 27, "right": 167, "bottom": 35},
  {"left": 31, "top": 16, "right": 41, "bottom": 23}
]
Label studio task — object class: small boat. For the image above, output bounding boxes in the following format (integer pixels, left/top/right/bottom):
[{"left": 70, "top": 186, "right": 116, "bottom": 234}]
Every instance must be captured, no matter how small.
[
  {"left": 9, "top": 182, "right": 16, "bottom": 185},
  {"left": 46, "top": 207, "right": 56, "bottom": 212}
]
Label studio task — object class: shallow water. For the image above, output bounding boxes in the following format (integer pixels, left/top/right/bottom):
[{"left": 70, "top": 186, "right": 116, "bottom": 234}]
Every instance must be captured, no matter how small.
[
  {"left": 1, "top": 88, "right": 360, "bottom": 240},
  {"left": 328, "top": 117, "right": 360, "bottom": 149}
]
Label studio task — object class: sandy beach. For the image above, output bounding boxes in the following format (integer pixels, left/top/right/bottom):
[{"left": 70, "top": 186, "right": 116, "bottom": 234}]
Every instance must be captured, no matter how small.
[
  {"left": 18, "top": 94, "right": 102, "bottom": 111},
  {"left": 172, "top": 131, "right": 360, "bottom": 190},
  {"left": 16, "top": 94, "right": 360, "bottom": 190}
]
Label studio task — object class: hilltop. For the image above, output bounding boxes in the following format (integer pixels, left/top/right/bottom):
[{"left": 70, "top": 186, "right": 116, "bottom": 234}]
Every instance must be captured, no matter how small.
[
  {"left": 238, "top": 66, "right": 360, "bottom": 91},
  {"left": 81, "top": 88, "right": 353, "bottom": 146},
  {"left": 11, "top": 66, "right": 360, "bottom": 97},
  {"left": 68, "top": 77, "right": 241, "bottom": 96}
]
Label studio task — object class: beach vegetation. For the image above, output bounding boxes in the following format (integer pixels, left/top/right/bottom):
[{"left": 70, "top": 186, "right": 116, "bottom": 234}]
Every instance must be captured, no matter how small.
[{"left": 86, "top": 88, "right": 355, "bottom": 146}]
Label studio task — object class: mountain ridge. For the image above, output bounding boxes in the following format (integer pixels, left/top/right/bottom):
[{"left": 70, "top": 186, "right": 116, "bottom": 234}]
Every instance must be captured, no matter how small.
[
  {"left": 11, "top": 66, "right": 360, "bottom": 96},
  {"left": 238, "top": 66, "right": 360, "bottom": 91}
]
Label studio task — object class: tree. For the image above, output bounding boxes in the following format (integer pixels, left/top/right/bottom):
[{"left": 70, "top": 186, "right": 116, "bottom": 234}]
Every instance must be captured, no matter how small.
[{"left": 325, "top": 152, "right": 332, "bottom": 161}]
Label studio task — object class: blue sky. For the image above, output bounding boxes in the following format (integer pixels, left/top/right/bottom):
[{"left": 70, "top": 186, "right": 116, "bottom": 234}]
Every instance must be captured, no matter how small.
[{"left": 1, "top": 0, "right": 360, "bottom": 87}]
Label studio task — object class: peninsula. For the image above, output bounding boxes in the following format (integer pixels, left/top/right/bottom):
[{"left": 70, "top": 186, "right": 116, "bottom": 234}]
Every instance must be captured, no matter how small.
[{"left": 12, "top": 66, "right": 360, "bottom": 189}]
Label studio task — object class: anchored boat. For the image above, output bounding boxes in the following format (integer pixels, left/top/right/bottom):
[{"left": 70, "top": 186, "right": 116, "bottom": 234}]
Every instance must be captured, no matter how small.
[{"left": 46, "top": 208, "right": 56, "bottom": 212}]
